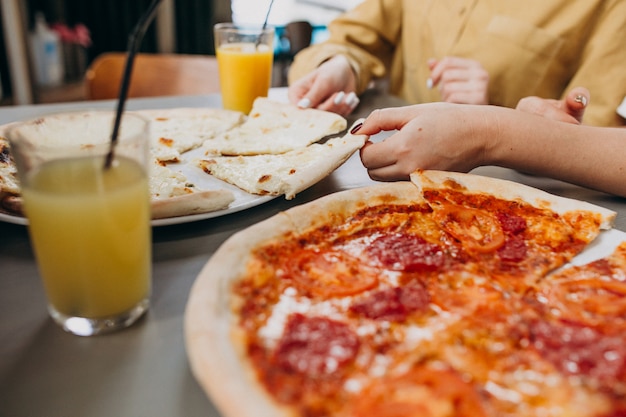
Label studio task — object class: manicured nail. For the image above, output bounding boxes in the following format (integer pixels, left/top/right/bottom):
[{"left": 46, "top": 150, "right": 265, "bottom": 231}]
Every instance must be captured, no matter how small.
[
  {"left": 297, "top": 97, "right": 311, "bottom": 108},
  {"left": 426, "top": 78, "right": 434, "bottom": 89},
  {"left": 574, "top": 94, "right": 587, "bottom": 107},
  {"left": 350, "top": 122, "right": 363, "bottom": 134},
  {"left": 333, "top": 91, "right": 345, "bottom": 105},
  {"left": 344, "top": 92, "right": 358, "bottom": 107}
]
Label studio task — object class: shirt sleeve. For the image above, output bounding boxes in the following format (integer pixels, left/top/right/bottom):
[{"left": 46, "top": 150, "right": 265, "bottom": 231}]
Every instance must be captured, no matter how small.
[
  {"left": 287, "top": 0, "right": 403, "bottom": 94},
  {"left": 561, "top": 0, "right": 626, "bottom": 127}
]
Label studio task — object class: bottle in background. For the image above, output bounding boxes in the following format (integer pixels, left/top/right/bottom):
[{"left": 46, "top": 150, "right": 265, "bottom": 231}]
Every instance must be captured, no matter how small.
[{"left": 30, "top": 12, "right": 64, "bottom": 87}]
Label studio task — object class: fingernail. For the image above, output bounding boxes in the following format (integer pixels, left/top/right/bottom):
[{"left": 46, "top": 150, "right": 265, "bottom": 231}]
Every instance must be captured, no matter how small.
[
  {"left": 344, "top": 92, "right": 358, "bottom": 107},
  {"left": 426, "top": 78, "right": 433, "bottom": 89},
  {"left": 333, "top": 91, "right": 345, "bottom": 105},
  {"left": 350, "top": 122, "right": 363, "bottom": 134},
  {"left": 297, "top": 97, "right": 311, "bottom": 108},
  {"left": 574, "top": 94, "right": 587, "bottom": 107}
]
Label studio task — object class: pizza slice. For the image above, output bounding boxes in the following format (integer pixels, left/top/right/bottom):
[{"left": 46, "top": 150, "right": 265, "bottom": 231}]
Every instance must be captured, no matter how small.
[
  {"left": 140, "top": 107, "right": 245, "bottom": 162},
  {"left": 410, "top": 170, "right": 616, "bottom": 292},
  {"left": 197, "top": 128, "right": 367, "bottom": 199},
  {"left": 201, "top": 97, "right": 347, "bottom": 156},
  {"left": 149, "top": 160, "right": 234, "bottom": 219},
  {"left": 0, "top": 134, "right": 21, "bottom": 214}
]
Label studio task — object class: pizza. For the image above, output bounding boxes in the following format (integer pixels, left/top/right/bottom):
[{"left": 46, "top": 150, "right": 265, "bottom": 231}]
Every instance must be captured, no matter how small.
[
  {"left": 0, "top": 100, "right": 354, "bottom": 221},
  {"left": 185, "top": 170, "right": 626, "bottom": 417}
]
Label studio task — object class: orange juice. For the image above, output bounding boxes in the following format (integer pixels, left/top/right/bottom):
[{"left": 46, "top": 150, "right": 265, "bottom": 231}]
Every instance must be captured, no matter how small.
[
  {"left": 217, "top": 42, "right": 273, "bottom": 113},
  {"left": 22, "top": 155, "right": 151, "bottom": 319}
]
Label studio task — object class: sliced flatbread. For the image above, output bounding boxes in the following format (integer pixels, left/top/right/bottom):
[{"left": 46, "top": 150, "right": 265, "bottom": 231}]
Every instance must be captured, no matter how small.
[
  {"left": 0, "top": 112, "right": 236, "bottom": 220},
  {"left": 149, "top": 160, "right": 234, "bottom": 219},
  {"left": 0, "top": 135, "right": 21, "bottom": 214},
  {"left": 197, "top": 126, "right": 367, "bottom": 199},
  {"left": 141, "top": 107, "right": 245, "bottom": 162},
  {"left": 201, "top": 97, "right": 347, "bottom": 156}
]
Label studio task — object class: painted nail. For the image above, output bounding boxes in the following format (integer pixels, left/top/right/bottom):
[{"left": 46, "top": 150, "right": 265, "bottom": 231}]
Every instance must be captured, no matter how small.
[
  {"left": 297, "top": 97, "right": 311, "bottom": 108},
  {"left": 344, "top": 92, "right": 358, "bottom": 107},
  {"left": 574, "top": 94, "right": 588, "bottom": 107},
  {"left": 333, "top": 91, "right": 346, "bottom": 105},
  {"left": 426, "top": 78, "right": 434, "bottom": 89},
  {"left": 350, "top": 122, "right": 363, "bottom": 134}
]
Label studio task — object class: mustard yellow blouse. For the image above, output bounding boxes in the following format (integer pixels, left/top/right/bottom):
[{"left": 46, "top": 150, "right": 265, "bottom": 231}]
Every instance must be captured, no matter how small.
[{"left": 288, "top": 0, "right": 626, "bottom": 126}]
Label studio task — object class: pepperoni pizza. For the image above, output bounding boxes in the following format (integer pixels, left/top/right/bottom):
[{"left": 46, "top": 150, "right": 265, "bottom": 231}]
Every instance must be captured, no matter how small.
[{"left": 185, "top": 170, "right": 625, "bottom": 417}]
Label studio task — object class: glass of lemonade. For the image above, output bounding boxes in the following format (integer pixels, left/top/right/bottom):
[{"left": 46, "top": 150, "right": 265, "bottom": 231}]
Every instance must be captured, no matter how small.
[
  {"left": 214, "top": 22, "right": 274, "bottom": 114},
  {"left": 8, "top": 111, "right": 152, "bottom": 336}
]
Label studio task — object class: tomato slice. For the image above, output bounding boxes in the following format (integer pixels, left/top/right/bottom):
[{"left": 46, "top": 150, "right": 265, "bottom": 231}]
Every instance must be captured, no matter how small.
[
  {"left": 433, "top": 204, "right": 505, "bottom": 253},
  {"left": 286, "top": 249, "right": 379, "bottom": 297}
]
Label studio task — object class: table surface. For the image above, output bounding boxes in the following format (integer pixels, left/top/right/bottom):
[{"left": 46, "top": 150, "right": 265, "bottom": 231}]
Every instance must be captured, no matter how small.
[{"left": 1, "top": 89, "right": 625, "bottom": 417}]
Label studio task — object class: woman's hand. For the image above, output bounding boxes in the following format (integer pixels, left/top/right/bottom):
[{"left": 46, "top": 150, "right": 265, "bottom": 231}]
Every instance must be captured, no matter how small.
[
  {"left": 516, "top": 87, "right": 589, "bottom": 124},
  {"left": 357, "top": 103, "right": 489, "bottom": 181},
  {"left": 428, "top": 57, "right": 489, "bottom": 105},
  {"left": 287, "top": 55, "right": 360, "bottom": 116}
]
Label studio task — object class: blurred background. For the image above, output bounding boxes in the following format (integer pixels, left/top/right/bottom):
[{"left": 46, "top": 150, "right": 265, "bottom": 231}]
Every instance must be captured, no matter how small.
[{"left": 0, "top": 0, "right": 361, "bottom": 106}]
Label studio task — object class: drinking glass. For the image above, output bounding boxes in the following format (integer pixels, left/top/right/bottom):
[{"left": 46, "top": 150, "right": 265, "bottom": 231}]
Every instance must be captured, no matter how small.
[
  {"left": 214, "top": 22, "right": 275, "bottom": 114},
  {"left": 8, "top": 110, "right": 152, "bottom": 336}
]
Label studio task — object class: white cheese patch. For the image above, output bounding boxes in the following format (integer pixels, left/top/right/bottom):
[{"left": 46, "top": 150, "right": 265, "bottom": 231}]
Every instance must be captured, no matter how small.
[{"left": 257, "top": 287, "right": 347, "bottom": 349}]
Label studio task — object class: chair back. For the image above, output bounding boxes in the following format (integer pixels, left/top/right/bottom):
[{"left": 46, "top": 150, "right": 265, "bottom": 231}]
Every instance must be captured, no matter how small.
[{"left": 84, "top": 52, "right": 220, "bottom": 100}]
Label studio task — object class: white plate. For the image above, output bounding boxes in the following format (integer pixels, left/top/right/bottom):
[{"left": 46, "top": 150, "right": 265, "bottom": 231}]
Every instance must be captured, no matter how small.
[
  {"left": 0, "top": 145, "right": 278, "bottom": 227},
  {"left": 0, "top": 90, "right": 297, "bottom": 228}
]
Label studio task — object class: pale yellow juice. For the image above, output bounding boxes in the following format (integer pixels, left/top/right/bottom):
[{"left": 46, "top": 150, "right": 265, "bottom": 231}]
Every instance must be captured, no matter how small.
[
  {"left": 217, "top": 42, "right": 273, "bottom": 113},
  {"left": 22, "top": 155, "right": 151, "bottom": 319}
]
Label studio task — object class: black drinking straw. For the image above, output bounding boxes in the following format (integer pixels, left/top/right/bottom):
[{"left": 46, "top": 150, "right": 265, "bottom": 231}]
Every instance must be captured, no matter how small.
[
  {"left": 104, "top": 0, "right": 163, "bottom": 169},
  {"left": 255, "top": 0, "right": 275, "bottom": 49}
]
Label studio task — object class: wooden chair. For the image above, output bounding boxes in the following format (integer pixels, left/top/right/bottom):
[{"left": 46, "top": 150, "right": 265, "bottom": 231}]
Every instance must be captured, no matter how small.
[{"left": 84, "top": 52, "right": 221, "bottom": 100}]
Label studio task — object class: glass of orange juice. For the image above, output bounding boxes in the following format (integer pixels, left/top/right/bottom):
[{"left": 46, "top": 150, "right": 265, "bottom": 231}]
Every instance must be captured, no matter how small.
[
  {"left": 7, "top": 111, "right": 152, "bottom": 336},
  {"left": 214, "top": 23, "right": 275, "bottom": 114}
]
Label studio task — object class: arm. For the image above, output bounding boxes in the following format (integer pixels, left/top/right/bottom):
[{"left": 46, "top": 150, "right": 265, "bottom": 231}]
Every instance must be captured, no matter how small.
[{"left": 357, "top": 103, "right": 626, "bottom": 197}]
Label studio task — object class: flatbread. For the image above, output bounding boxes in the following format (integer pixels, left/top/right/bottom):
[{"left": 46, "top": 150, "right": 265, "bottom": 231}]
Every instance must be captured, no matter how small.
[
  {"left": 201, "top": 97, "right": 348, "bottom": 156},
  {"left": 0, "top": 111, "right": 237, "bottom": 220},
  {"left": 0, "top": 102, "right": 354, "bottom": 223},
  {"left": 139, "top": 107, "right": 245, "bottom": 162},
  {"left": 197, "top": 123, "right": 367, "bottom": 199},
  {"left": 149, "top": 160, "right": 234, "bottom": 219}
]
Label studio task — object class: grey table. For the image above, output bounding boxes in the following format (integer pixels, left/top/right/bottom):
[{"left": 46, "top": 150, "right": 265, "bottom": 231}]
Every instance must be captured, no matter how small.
[{"left": 1, "top": 90, "right": 625, "bottom": 417}]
